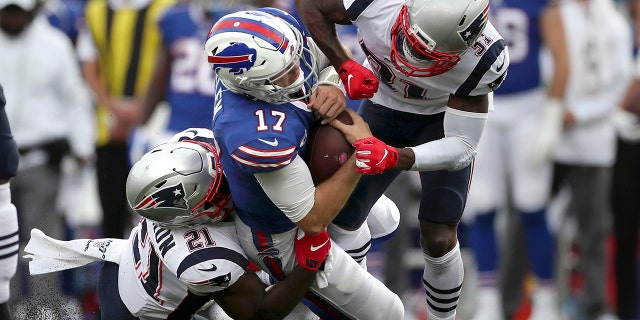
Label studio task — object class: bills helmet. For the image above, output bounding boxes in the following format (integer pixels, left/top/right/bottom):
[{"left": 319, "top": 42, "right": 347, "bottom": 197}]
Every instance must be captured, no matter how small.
[
  {"left": 126, "top": 139, "right": 233, "bottom": 228},
  {"left": 390, "top": 0, "right": 490, "bottom": 77},
  {"left": 204, "top": 8, "right": 317, "bottom": 104}
]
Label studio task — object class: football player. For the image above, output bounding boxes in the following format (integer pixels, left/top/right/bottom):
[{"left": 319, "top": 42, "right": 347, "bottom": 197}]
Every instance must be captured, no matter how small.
[
  {"left": 0, "top": 84, "right": 19, "bottom": 319},
  {"left": 294, "top": 0, "right": 509, "bottom": 318},
  {"left": 460, "top": 1, "right": 559, "bottom": 319},
  {"left": 205, "top": 8, "right": 404, "bottom": 319},
  {"left": 24, "top": 133, "right": 331, "bottom": 320},
  {"left": 129, "top": 0, "right": 252, "bottom": 163}
]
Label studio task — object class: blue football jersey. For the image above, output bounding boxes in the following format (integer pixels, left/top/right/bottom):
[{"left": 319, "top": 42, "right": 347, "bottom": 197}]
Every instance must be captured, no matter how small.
[
  {"left": 490, "top": 0, "right": 549, "bottom": 94},
  {"left": 213, "top": 82, "right": 315, "bottom": 234},
  {"left": 158, "top": 4, "right": 218, "bottom": 131}
]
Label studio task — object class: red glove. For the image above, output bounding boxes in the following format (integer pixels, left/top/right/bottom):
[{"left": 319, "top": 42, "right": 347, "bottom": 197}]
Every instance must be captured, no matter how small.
[
  {"left": 338, "top": 60, "right": 379, "bottom": 99},
  {"left": 353, "top": 137, "right": 399, "bottom": 175},
  {"left": 294, "top": 229, "right": 331, "bottom": 271}
]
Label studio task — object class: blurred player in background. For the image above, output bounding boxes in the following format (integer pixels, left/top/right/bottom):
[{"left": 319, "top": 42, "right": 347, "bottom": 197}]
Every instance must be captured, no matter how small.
[
  {"left": 461, "top": 1, "right": 559, "bottom": 319},
  {"left": 206, "top": 8, "right": 404, "bottom": 319},
  {"left": 129, "top": 0, "right": 254, "bottom": 163},
  {"left": 295, "top": 0, "right": 509, "bottom": 318}
]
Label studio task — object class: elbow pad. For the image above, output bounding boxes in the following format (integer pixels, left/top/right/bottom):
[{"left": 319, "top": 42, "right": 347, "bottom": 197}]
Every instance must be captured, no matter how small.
[{"left": 409, "top": 107, "right": 487, "bottom": 171}]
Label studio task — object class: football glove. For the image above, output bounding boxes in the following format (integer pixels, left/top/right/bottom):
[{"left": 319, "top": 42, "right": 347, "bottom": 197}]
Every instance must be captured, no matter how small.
[
  {"left": 353, "top": 137, "right": 399, "bottom": 174},
  {"left": 338, "top": 60, "right": 379, "bottom": 99},
  {"left": 294, "top": 229, "right": 330, "bottom": 271}
]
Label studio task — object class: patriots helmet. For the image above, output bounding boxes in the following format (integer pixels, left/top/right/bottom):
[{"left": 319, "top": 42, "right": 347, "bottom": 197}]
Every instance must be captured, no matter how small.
[
  {"left": 126, "top": 139, "right": 233, "bottom": 228},
  {"left": 390, "top": 0, "right": 490, "bottom": 77},
  {"left": 204, "top": 8, "right": 317, "bottom": 104}
]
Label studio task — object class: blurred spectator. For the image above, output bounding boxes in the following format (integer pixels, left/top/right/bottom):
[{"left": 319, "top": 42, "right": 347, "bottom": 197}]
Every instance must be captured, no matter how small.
[
  {"left": 76, "top": 0, "right": 175, "bottom": 238},
  {"left": 43, "top": 0, "right": 86, "bottom": 43},
  {"left": 610, "top": 9, "right": 640, "bottom": 318},
  {"left": 609, "top": 3, "right": 640, "bottom": 319},
  {"left": 462, "top": 1, "right": 560, "bottom": 319},
  {"left": 541, "top": 0, "right": 633, "bottom": 319},
  {"left": 0, "top": 0, "right": 95, "bottom": 317},
  {"left": 611, "top": 56, "right": 640, "bottom": 320}
]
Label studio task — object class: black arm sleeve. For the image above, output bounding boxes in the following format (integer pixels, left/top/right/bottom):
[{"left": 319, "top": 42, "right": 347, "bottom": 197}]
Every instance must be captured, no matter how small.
[{"left": 0, "top": 84, "right": 19, "bottom": 179}]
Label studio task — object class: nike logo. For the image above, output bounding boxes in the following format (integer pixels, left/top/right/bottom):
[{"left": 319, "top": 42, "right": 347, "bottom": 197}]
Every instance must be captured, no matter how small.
[
  {"left": 258, "top": 138, "right": 279, "bottom": 147},
  {"left": 496, "top": 59, "right": 505, "bottom": 72},
  {"left": 310, "top": 239, "right": 330, "bottom": 252},
  {"left": 347, "top": 74, "right": 354, "bottom": 90},
  {"left": 375, "top": 149, "right": 389, "bottom": 166},
  {"left": 198, "top": 264, "right": 218, "bottom": 272}
]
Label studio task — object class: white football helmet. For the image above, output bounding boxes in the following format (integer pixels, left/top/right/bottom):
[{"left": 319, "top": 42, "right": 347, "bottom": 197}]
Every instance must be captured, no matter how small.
[
  {"left": 390, "top": 0, "right": 490, "bottom": 77},
  {"left": 126, "top": 140, "right": 234, "bottom": 229},
  {"left": 204, "top": 9, "right": 318, "bottom": 104}
]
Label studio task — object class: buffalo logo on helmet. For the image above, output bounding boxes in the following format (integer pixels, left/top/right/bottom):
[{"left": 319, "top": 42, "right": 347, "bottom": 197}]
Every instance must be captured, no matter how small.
[
  {"left": 208, "top": 43, "right": 257, "bottom": 75},
  {"left": 458, "top": 3, "right": 489, "bottom": 47},
  {"left": 134, "top": 182, "right": 189, "bottom": 211}
]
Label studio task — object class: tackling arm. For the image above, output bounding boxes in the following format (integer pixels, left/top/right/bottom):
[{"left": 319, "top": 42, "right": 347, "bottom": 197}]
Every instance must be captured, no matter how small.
[
  {"left": 211, "top": 230, "right": 330, "bottom": 320},
  {"left": 295, "top": 0, "right": 379, "bottom": 99},
  {"left": 295, "top": 0, "right": 352, "bottom": 69}
]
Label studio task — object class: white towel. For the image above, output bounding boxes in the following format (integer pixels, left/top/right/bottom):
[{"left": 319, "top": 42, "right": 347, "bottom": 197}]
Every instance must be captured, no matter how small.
[{"left": 23, "top": 228, "right": 126, "bottom": 275}]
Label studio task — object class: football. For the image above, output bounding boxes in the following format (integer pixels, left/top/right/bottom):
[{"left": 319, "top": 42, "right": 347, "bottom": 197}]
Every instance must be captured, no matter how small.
[{"left": 305, "top": 111, "right": 355, "bottom": 184}]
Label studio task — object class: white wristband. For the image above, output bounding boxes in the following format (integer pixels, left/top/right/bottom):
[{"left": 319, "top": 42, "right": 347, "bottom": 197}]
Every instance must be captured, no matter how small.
[{"left": 317, "top": 67, "right": 346, "bottom": 95}]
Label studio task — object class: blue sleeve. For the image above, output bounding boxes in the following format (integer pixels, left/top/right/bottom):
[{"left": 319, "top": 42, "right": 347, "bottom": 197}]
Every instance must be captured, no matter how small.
[{"left": 0, "top": 84, "right": 19, "bottom": 179}]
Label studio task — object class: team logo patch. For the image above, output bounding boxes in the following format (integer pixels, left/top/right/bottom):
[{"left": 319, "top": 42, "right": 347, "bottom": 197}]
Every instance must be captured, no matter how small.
[
  {"left": 208, "top": 43, "right": 257, "bottom": 75},
  {"left": 458, "top": 4, "right": 489, "bottom": 46},
  {"left": 134, "top": 182, "right": 188, "bottom": 211},
  {"left": 257, "top": 247, "right": 280, "bottom": 259},
  {"left": 208, "top": 272, "right": 232, "bottom": 287}
]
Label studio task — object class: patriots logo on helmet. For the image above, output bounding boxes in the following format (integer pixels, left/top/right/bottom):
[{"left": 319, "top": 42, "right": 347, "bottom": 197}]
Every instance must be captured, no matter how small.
[
  {"left": 134, "top": 182, "right": 188, "bottom": 211},
  {"left": 208, "top": 42, "right": 257, "bottom": 75},
  {"left": 458, "top": 3, "right": 489, "bottom": 46}
]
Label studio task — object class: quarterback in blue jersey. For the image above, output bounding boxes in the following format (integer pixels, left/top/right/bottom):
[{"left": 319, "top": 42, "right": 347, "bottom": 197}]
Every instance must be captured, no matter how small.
[
  {"left": 461, "top": 1, "right": 560, "bottom": 319},
  {"left": 296, "top": 0, "right": 509, "bottom": 318},
  {"left": 205, "top": 8, "right": 405, "bottom": 319}
]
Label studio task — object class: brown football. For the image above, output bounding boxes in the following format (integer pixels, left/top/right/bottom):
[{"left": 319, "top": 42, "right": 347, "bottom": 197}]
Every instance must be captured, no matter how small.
[{"left": 304, "top": 111, "right": 355, "bottom": 184}]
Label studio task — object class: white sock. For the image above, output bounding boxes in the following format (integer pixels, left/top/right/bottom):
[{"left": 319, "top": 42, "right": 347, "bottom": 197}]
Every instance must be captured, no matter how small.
[
  {"left": 423, "top": 242, "right": 464, "bottom": 320},
  {"left": 327, "top": 223, "right": 371, "bottom": 269},
  {"left": 0, "top": 183, "right": 18, "bottom": 303}
]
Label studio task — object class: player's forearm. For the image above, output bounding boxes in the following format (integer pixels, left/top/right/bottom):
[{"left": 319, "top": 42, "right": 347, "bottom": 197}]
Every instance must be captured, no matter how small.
[
  {"left": 257, "top": 266, "right": 316, "bottom": 320},
  {"left": 140, "top": 48, "right": 170, "bottom": 124},
  {"left": 304, "top": 155, "right": 359, "bottom": 234},
  {"left": 295, "top": 0, "right": 352, "bottom": 69},
  {"left": 82, "top": 60, "right": 112, "bottom": 109}
]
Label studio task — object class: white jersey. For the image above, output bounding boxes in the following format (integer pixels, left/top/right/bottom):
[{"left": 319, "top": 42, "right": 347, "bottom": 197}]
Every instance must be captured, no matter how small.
[
  {"left": 344, "top": 0, "right": 508, "bottom": 115},
  {"left": 118, "top": 217, "right": 249, "bottom": 319}
]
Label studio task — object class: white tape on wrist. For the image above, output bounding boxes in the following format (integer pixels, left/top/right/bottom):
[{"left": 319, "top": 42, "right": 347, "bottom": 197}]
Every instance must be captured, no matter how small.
[{"left": 317, "top": 67, "right": 346, "bottom": 95}]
